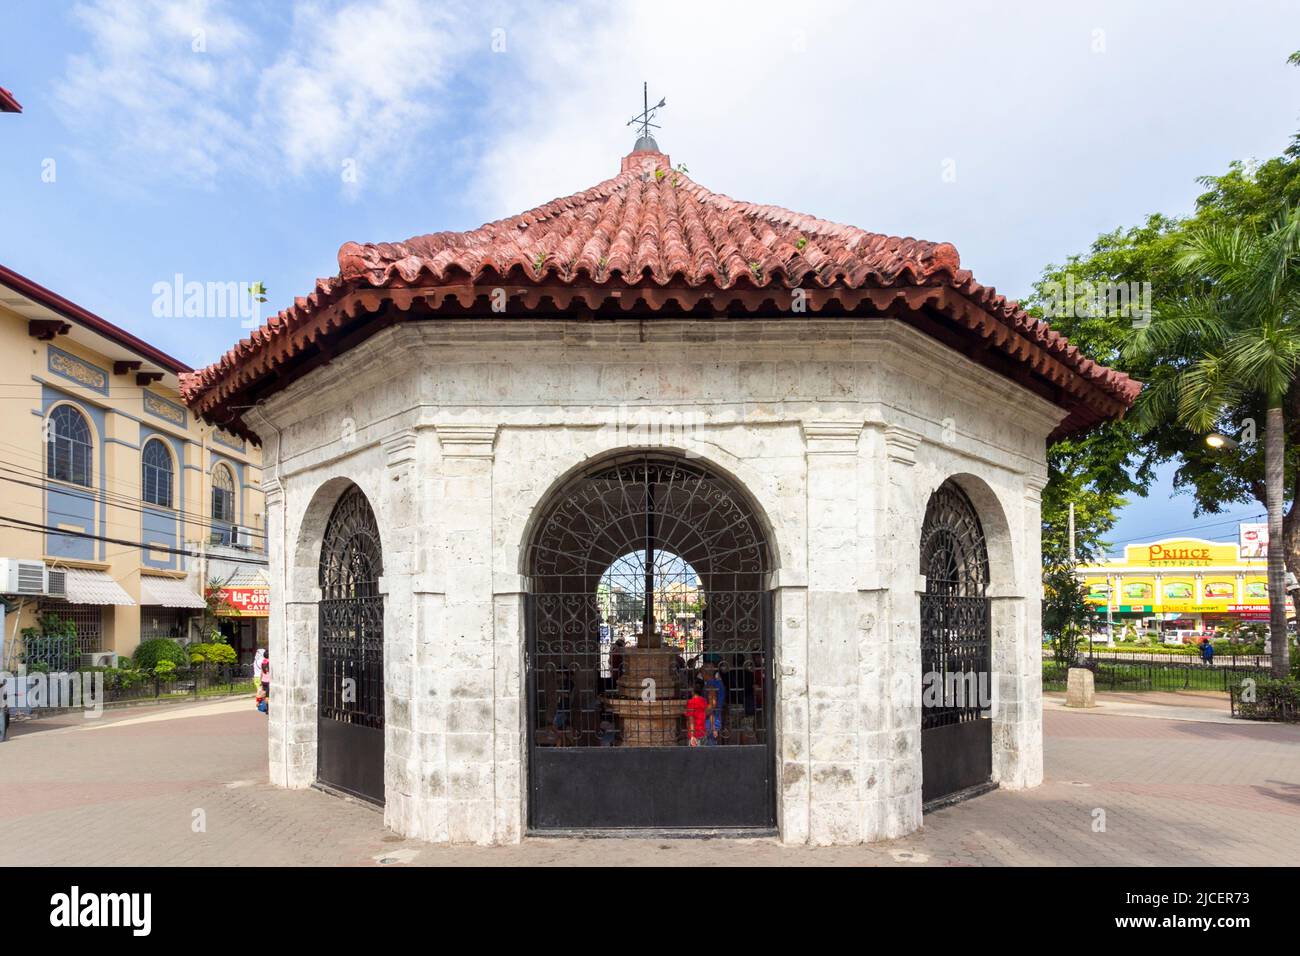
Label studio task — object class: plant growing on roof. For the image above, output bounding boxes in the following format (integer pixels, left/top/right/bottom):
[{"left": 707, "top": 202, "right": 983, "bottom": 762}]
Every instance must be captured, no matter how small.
[
  {"left": 795, "top": 236, "right": 808, "bottom": 251},
  {"left": 533, "top": 251, "right": 551, "bottom": 274}
]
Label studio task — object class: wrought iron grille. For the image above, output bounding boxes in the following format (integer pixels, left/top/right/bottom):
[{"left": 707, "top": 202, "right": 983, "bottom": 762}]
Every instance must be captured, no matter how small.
[
  {"left": 317, "top": 485, "right": 384, "bottom": 729},
  {"left": 919, "top": 481, "right": 991, "bottom": 730},
  {"left": 38, "top": 601, "right": 103, "bottom": 654},
  {"left": 527, "top": 454, "right": 771, "bottom": 748}
]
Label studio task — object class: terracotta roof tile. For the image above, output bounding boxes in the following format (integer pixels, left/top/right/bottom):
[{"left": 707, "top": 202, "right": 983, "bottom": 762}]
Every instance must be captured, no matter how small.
[{"left": 182, "top": 148, "right": 1138, "bottom": 439}]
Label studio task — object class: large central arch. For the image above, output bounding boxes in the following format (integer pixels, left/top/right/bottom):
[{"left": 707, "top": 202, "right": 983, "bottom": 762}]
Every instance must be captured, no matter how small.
[{"left": 525, "top": 452, "right": 775, "bottom": 830}]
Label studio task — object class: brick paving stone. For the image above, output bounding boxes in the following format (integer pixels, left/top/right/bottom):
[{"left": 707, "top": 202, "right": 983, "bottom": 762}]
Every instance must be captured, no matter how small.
[{"left": 2, "top": 702, "right": 1298, "bottom": 866}]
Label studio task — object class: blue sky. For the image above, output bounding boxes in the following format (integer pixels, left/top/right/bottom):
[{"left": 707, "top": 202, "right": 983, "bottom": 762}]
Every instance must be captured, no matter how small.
[{"left": 2, "top": 0, "right": 1298, "bottom": 549}]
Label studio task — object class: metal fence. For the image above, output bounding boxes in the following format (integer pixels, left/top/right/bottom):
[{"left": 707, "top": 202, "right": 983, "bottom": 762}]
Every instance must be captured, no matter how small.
[
  {"left": 95, "top": 663, "right": 256, "bottom": 704},
  {"left": 1043, "top": 652, "right": 1271, "bottom": 694},
  {"left": 1229, "top": 681, "right": 1300, "bottom": 722},
  {"left": 10, "top": 664, "right": 257, "bottom": 717}
]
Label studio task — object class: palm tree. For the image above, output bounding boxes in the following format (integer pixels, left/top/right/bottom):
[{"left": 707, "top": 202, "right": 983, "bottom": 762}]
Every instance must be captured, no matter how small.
[{"left": 1127, "top": 207, "right": 1300, "bottom": 678}]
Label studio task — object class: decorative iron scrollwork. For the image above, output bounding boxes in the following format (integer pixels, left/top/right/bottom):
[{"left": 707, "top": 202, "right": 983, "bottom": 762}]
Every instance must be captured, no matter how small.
[
  {"left": 318, "top": 485, "right": 385, "bottom": 729},
  {"left": 527, "top": 454, "right": 771, "bottom": 749},
  {"left": 920, "top": 480, "right": 991, "bottom": 731}
]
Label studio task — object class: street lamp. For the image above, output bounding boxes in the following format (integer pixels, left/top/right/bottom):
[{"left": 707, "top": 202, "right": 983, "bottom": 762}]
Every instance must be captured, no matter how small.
[{"left": 1206, "top": 433, "right": 1241, "bottom": 450}]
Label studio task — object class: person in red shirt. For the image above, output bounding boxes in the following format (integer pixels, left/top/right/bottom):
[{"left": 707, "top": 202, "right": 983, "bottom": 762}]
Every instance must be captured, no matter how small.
[{"left": 685, "top": 682, "right": 708, "bottom": 747}]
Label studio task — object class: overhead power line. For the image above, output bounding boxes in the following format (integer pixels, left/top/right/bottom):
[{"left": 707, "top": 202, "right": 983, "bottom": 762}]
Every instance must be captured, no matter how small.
[{"left": 0, "top": 515, "right": 272, "bottom": 568}]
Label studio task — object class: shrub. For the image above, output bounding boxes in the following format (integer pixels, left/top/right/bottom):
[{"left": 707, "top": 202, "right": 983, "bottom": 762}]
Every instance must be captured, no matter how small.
[
  {"left": 153, "top": 659, "right": 177, "bottom": 679},
  {"left": 188, "top": 642, "right": 237, "bottom": 666},
  {"left": 133, "top": 638, "right": 187, "bottom": 671},
  {"left": 1231, "top": 676, "right": 1300, "bottom": 722}
]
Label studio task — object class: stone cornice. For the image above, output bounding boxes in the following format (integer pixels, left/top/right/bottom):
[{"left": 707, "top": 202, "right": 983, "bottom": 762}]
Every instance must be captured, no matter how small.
[
  {"left": 435, "top": 423, "right": 499, "bottom": 458},
  {"left": 381, "top": 429, "right": 418, "bottom": 468},
  {"left": 884, "top": 426, "right": 923, "bottom": 465},
  {"left": 801, "top": 419, "right": 863, "bottom": 455}
]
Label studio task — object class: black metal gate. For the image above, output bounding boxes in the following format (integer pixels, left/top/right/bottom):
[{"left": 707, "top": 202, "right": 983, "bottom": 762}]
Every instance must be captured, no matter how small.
[
  {"left": 526, "top": 454, "right": 774, "bottom": 830},
  {"left": 316, "top": 485, "right": 385, "bottom": 805},
  {"left": 919, "top": 480, "right": 993, "bottom": 805}
]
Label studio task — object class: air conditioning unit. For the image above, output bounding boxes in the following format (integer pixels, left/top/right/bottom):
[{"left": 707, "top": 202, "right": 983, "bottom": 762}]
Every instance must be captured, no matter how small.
[
  {"left": 0, "top": 559, "right": 50, "bottom": 596},
  {"left": 230, "top": 526, "right": 255, "bottom": 549},
  {"left": 46, "top": 568, "right": 67, "bottom": 599},
  {"left": 81, "top": 652, "right": 116, "bottom": 668}
]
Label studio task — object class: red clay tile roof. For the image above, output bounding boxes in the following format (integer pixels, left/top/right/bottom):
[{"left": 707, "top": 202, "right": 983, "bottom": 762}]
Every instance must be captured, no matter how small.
[
  {"left": 182, "top": 148, "right": 1138, "bottom": 441},
  {"left": 0, "top": 87, "right": 21, "bottom": 113}
]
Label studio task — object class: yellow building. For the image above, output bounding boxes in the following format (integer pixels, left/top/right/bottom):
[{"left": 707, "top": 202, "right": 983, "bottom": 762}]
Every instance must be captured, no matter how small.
[
  {"left": 0, "top": 264, "right": 265, "bottom": 665},
  {"left": 1076, "top": 536, "right": 1277, "bottom": 636}
]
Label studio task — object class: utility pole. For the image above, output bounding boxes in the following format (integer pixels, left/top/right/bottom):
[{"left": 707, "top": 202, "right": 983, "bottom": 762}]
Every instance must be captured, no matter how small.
[
  {"left": 1068, "top": 501, "right": 1076, "bottom": 565},
  {"left": 1068, "top": 502, "right": 1092, "bottom": 657}
]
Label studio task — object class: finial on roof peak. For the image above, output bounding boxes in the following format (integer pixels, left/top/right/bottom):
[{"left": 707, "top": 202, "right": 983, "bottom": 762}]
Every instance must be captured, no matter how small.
[{"left": 626, "top": 81, "right": 665, "bottom": 153}]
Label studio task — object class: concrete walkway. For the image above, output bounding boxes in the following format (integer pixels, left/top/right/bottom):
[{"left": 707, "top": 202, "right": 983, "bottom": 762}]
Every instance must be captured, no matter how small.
[
  {"left": 1044, "top": 690, "right": 1244, "bottom": 725},
  {"left": 4, "top": 696, "right": 1299, "bottom": 865}
]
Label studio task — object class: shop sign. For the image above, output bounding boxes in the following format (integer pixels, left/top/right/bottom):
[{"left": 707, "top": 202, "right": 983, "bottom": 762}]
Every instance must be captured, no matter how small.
[{"left": 216, "top": 586, "right": 270, "bottom": 617}]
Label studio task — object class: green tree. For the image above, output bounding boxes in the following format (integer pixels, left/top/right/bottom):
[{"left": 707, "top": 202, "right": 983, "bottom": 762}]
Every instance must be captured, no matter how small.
[
  {"left": 1125, "top": 208, "right": 1300, "bottom": 678},
  {"left": 1042, "top": 563, "right": 1093, "bottom": 664},
  {"left": 1022, "top": 54, "right": 1300, "bottom": 636}
]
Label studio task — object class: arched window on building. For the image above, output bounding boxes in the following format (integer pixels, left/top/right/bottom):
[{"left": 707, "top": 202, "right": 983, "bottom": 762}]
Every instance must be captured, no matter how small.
[
  {"left": 211, "top": 463, "right": 235, "bottom": 525},
  {"left": 141, "top": 438, "right": 174, "bottom": 508},
  {"left": 46, "top": 404, "right": 92, "bottom": 487}
]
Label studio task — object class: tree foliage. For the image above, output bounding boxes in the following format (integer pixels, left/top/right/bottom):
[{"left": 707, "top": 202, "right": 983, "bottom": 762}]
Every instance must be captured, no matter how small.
[{"left": 1024, "top": 56, "right": 1300, "bottom": 566}]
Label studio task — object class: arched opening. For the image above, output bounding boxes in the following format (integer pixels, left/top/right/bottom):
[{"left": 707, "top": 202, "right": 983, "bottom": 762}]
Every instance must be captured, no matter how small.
[
  {"left": 315, "top": 483, "right": 385, "bottom": 805},
  {"left": 526, "top": 452, "right": 773, "bottom": 830},
  {"left": 210, "top": 463, "right": 236, "bottom": 545},
  {"left": 141, "top": 438, "right": 174, "bottom": 508},
  {"left": 46, "top": 404, "right": 93, "bottom": 487},
  {"left": 919, "top": 479, "right": 994, "bottom": 805}
]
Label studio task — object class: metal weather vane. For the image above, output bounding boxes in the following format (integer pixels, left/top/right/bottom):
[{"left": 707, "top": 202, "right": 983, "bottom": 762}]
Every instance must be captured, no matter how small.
[{"left": 626, "top": 82, "right": 665, "bottom": 144}]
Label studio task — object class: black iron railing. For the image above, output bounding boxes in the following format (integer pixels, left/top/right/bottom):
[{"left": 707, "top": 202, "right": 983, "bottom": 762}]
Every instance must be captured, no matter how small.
[
  {"left": 11, "top": 664, "right": 257, "bottom": 715},
  {"left": 1043, "top": 652, "right": 1271, "bottom": 693}
]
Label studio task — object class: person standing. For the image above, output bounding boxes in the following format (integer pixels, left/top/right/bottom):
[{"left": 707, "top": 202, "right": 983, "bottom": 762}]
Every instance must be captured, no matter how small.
[
  {"left": 252, "top": 647, "right": 265, "bottom": 686},
  {"left": 704, "top": 664, "right": 726, "bottom": 741},
  {"left": 685, "top": 682, "right": 708, "bottom": 747},
  {"left": 260, "top": 651, "right": 271, "bottom": 700}
]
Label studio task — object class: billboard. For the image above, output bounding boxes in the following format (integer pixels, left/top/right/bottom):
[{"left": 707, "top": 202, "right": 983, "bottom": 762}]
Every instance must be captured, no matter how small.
[{"left": 1240, "top": 522, "right": 1268, "bottom": 559}]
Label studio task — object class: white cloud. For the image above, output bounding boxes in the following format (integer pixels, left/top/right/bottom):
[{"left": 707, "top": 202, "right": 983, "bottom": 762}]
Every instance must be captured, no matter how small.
[
  {"left": 56, "top": 0, "right": 257, "bottom": 186},
  {"left": 463, "top": 0, "right": 1300, "bottom": 296},
  {"left": 254, "top": 0, "right": 470, "bottom": 193},
  {"left": 56, "top": 0, "right": 477, "bottom": 196}
]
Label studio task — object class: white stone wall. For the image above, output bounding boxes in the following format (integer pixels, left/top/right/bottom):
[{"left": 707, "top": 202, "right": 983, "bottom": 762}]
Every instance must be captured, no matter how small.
[{"left": 255, "top": 318, "right": 1062, "bottom": 845}]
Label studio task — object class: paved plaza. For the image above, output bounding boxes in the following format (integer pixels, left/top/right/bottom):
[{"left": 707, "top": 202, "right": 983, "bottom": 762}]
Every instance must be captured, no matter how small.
[{"left": 3, "top": 695, "right": 1298, "bottom": 866}]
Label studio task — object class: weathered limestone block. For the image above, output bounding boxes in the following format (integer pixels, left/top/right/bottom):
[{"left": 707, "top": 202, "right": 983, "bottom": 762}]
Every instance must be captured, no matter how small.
[{"left": 1066, "top": 667, "right": 1097, "bottom": 708}]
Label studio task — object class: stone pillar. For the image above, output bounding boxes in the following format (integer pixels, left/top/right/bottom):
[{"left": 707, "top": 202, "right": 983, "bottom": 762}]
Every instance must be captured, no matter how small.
[
  {"left": 774, "top": 579, "right": 809, "bottom": 844},
  {"left": 880, "top": 425, "right": 925, "bottom": 837},
  {"left": 431, "top": 424, "right": 499, "bottom": 844},
  {"left": 993, "top": 475, "right": 1045, "bottom": 789},
  {"left": 263, "top": 473, "right": 294, "bottom": 789},
  {"left": 378, "top": 430, "right": 420, "bottom": 836},
  {"left": 492, "top": 575, "right": 526, "bottom": 843},
  {"left": 801, "top": 420, "right": 866, "bottom": 844}
]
